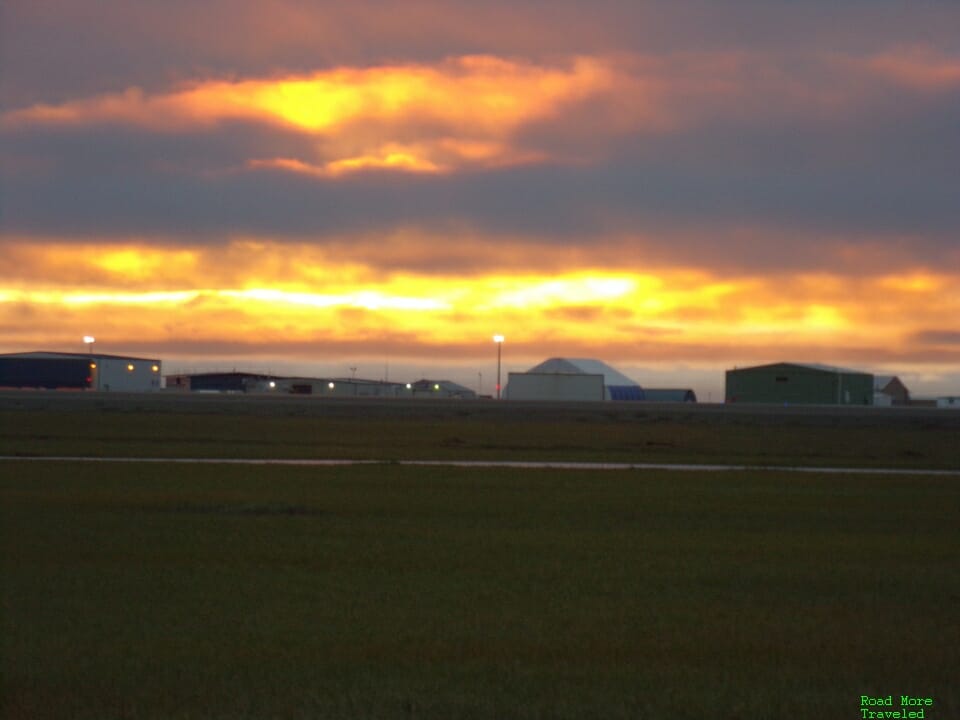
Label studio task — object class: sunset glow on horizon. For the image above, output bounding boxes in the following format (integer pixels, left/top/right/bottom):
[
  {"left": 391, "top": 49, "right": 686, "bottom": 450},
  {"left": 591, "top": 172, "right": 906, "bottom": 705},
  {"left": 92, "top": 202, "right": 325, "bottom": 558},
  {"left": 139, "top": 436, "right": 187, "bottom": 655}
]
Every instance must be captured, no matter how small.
[
  {"left": 2, "top": 2, "right": 959, "bottom": 396},
  {"left": 3, "top": 238, "right": 958, "bottom": 370}
]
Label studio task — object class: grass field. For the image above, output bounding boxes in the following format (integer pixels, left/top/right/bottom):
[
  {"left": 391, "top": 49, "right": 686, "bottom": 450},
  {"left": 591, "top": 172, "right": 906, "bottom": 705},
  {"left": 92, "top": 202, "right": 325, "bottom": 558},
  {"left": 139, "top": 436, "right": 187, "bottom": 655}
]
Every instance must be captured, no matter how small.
[
  {"left": 3, "top": 460, "right": 959, "bottom": 719},
  {"left": 2, "top": 395, "right": 959, "bottom": 718},
  {"left": 2, "top": 392, "right": 960, "bottom": 468}
]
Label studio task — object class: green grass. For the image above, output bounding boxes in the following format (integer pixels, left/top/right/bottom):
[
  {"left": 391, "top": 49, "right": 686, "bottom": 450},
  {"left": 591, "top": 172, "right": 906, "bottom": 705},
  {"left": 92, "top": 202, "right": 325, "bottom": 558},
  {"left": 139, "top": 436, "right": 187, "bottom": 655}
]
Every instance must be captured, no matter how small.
[
  {"left": 2, "top": 397, "right": 959, "bottom": 468},
  {"left": 3, "top": 461, "right": 958, "bottom": 719}
]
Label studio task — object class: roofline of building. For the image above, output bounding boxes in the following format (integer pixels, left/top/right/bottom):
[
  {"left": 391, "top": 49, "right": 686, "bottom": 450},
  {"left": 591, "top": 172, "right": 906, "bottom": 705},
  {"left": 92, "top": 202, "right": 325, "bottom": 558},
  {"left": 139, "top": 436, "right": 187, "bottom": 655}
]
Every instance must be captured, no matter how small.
[
  {"left": 727, "top": 361, "right": 872, "bottom": 376},
  {"left": 0, "top": 351, "right": 161, "bottom": 362}
]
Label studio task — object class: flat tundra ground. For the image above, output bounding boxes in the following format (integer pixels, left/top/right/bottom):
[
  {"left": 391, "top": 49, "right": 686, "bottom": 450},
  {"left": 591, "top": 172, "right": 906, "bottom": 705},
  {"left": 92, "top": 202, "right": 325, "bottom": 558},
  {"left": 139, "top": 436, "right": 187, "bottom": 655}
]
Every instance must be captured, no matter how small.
[
  {"left": 2, "top": 391, "right": 959, "bottom": 468},
  {"left": 1, "top": 393, "right": 958, "bottom": 719}
]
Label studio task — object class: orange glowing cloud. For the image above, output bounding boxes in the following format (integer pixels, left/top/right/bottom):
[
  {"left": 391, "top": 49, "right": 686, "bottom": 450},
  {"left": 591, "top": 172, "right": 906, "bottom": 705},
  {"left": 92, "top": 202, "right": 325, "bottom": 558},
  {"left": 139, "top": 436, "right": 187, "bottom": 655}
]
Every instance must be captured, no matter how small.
[
  {"left": 5, "top": 56, "right": 616, "bottom": 132},
  {"left": 3, "top": 56, "right": 621, "bottom": 174},
  {"left": 10, "top": 49, "right": 954, "bottom": 180},
  {"left": 1, "top": 238, "right": 958, "bottom": 366}
]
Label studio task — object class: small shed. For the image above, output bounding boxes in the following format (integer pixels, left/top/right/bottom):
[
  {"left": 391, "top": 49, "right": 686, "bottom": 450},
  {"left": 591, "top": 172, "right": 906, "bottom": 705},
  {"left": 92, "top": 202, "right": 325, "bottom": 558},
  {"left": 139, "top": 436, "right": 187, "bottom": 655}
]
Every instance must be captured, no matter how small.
[{"left": 874, "top": 376, "right": 910, "bottom": 406}]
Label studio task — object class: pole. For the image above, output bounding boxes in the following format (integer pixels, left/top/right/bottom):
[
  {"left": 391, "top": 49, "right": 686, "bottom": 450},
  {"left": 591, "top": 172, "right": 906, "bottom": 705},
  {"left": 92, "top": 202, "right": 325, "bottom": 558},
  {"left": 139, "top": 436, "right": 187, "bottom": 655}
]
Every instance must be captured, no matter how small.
[
  {"left": 496, "top": 341, "right": 502, "bottom": 400},
  {"left": 492, "top": 335, "right": 504, "bottom": 400},
  {"left": 83, "top": 337, "right": 97, "bottom": 391}
]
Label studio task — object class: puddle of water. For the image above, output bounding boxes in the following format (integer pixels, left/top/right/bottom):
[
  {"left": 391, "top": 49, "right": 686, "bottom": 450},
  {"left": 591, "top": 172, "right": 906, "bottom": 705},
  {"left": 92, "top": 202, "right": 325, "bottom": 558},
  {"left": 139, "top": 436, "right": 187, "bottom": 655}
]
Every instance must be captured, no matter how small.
[{"left": 1, "top": 456, "right": 958, "bottom": 476}]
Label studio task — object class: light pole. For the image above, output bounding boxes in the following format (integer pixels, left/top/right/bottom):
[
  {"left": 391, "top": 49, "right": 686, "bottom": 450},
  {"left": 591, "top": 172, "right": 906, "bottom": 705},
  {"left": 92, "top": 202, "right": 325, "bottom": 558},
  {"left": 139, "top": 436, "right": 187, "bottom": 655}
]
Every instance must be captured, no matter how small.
[
  {"left": 83, "top": 336, "right": 96, "bottom": 390},
  {"left": 493, "top": 335, "right": 504, "bottom": 400}
]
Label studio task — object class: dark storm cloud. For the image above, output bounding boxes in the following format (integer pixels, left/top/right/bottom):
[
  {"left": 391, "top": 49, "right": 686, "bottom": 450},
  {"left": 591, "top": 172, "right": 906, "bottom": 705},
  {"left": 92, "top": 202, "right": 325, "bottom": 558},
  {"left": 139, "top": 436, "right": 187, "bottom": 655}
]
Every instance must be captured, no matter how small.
[
  {"left": 2, "top": 122, "right": 316, "bottom": 179},
  {"left": 5, "top": 0, "right": 960, "bottom": 394},
  {"left": 4, "top": 0, "right": 959, "bottom": 107},
  {"left": 3, "top": 78, "right": 958, "bottom": 275},
  {"left": 2, "top": 0, "right": 959, "bottom": 276}
]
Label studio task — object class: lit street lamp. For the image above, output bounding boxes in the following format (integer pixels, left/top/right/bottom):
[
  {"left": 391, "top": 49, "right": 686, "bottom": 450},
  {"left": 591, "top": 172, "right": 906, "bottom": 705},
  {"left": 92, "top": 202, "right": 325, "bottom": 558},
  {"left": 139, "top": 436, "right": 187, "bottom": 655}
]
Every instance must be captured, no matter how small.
[
  {"left": 493, "top": 334, "right": 505, "bottom": 400},
  {"left": 83, "top": 336, "right": 96, "bottom": 390}
]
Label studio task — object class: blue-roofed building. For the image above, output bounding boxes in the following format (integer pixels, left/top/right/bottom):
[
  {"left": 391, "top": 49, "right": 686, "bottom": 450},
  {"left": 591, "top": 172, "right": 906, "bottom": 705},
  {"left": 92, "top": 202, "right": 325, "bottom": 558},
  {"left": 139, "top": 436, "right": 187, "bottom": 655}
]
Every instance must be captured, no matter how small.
[{"left": 641, "top": 388, "right": 698, "bottom": 403}]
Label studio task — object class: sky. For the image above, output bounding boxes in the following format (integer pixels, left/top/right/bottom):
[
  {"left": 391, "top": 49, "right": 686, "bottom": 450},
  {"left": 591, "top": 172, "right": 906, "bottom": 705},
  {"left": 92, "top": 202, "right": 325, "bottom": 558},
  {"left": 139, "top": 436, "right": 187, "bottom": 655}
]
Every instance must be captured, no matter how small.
[{"left": 2, "top": 1, "right": 959, "bottom": 399}]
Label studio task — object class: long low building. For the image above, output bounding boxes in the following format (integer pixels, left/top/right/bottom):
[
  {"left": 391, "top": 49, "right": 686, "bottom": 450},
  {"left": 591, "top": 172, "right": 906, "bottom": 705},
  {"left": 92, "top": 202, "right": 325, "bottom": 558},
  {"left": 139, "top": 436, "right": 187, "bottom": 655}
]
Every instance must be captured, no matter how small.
[
  {"left": 0, "top": 351, "right": 162, "bottom": 391},
  {"left": 641, "top": 388, "right": 697, "bottom": 403},
  {"left": 165, "top": 371, "right": 269, "bottom": 392},
  {"left": 164, "top": 372, "right": 477, "bottom": 399},
  {"left": 251, "top": 376, "right": 414, "bottom": 398},
  {"left": 505, "top": 371, "right": 606, "bottom": 402}
]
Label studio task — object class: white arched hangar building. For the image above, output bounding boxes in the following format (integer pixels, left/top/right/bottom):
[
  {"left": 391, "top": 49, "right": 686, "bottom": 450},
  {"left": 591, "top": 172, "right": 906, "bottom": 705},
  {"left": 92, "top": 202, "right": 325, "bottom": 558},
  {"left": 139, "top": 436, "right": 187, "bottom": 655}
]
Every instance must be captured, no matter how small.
[{"left": 504, "top": 358, "right": 645, "bottom": 402}]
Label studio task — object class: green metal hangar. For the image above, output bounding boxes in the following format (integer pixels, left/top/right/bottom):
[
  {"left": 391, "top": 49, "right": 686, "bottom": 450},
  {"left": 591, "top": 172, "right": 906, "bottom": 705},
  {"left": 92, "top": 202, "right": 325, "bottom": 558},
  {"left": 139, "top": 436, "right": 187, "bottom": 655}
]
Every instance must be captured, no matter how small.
[
  {"left": 725, "top": 362, "right": 873, "bottom": 405},
  {"left": 0, "top": 351, "right": 162, "bottom": 391}
]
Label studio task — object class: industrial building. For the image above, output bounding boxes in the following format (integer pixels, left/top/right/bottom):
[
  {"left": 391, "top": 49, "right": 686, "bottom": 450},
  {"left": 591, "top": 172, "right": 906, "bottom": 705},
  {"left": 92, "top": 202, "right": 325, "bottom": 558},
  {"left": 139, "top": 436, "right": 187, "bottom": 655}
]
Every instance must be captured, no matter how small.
[
  {"left": 725, "top": 362, "right": 873, "bottom": 405},
  {"left": 167, "top": 371, "right": 409, "bottom": 397},
  {"left": 505, "top": 371, "right": 605, "bottom": 402},
  {"left": 409, "top": 379, "right": 476, "bottom": 399},
  {"left": 165, "top": 372, "right": 272, "bottom": 393},
  {"left": 252, "top": 377, "right": 413, "bottom": 398},
  {"left": 0, "top": 351, "right": 162, "bottom": 391},
  {"left": 164, "top": 372, "right": 476, "bottom": 399},
  {"left": 505, "top": 358, "right": 644, "bottom": 402}
]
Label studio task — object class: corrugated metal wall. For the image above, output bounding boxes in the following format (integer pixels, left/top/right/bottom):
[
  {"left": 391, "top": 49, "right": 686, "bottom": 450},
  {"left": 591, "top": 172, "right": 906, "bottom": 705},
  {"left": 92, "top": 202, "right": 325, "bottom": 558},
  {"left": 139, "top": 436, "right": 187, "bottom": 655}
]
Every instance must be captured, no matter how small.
[{"left": 726, "top": 363, "right": 873, "bottom": 405}]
